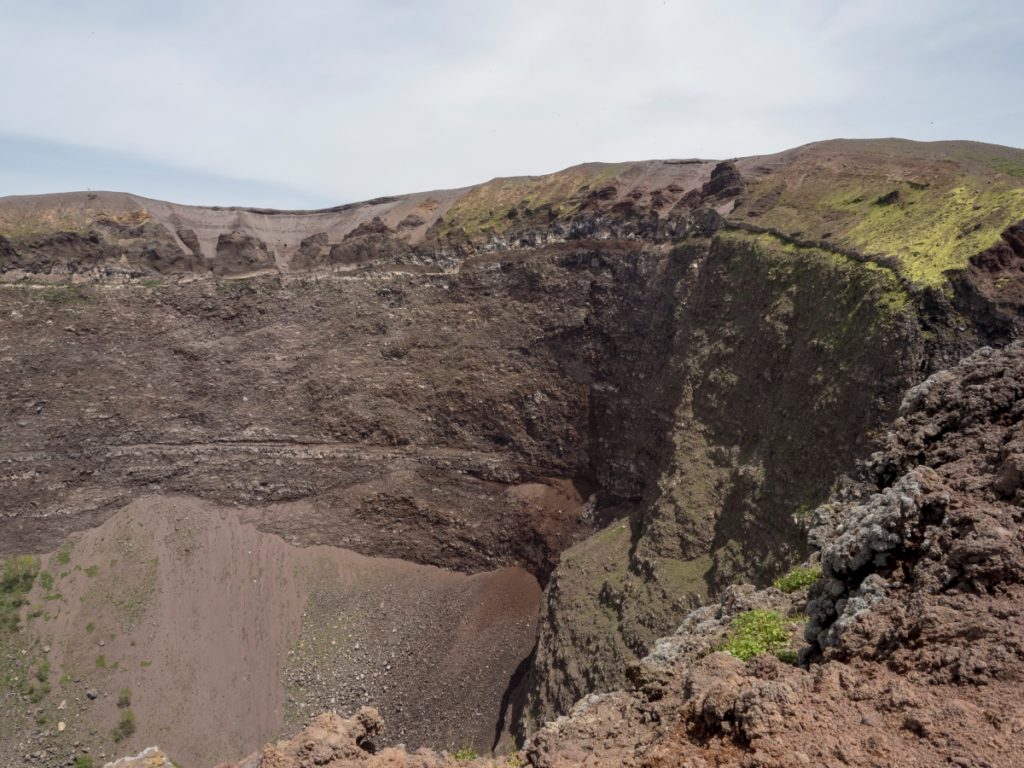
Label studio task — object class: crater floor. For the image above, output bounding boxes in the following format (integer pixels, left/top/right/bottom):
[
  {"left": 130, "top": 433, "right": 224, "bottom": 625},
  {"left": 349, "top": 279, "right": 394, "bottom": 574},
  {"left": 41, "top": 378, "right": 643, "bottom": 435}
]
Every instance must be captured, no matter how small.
[{"left": 0, "top": 496, "right": 541, "bottom": 766}]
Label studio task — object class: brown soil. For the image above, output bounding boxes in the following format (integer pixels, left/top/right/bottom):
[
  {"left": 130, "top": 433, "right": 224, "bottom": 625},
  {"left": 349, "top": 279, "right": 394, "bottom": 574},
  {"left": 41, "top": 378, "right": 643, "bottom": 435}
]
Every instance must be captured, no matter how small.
[{"left": 0, "top": 496, "right": 540, "bottom": 767}]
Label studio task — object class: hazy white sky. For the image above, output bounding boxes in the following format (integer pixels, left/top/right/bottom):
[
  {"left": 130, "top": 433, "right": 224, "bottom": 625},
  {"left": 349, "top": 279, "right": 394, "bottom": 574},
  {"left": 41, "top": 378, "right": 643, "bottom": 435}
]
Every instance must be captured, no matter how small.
[{"left": 1, "top": 0, "right": 1021, "bottom": 207}]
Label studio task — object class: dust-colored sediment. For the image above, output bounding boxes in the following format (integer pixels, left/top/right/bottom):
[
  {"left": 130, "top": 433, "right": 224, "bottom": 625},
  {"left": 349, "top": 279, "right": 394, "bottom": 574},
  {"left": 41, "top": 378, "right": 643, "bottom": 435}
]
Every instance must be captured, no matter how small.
[{"left": 1, "top": 497, "right": 539, "bottom": 767}]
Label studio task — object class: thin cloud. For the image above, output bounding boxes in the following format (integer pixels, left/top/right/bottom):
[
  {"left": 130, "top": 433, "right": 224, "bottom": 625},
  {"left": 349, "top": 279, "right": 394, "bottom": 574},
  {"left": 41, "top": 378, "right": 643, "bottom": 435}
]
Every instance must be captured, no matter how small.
[{"left": 0, "top": 0, "right": 1020, "bottom": 206}]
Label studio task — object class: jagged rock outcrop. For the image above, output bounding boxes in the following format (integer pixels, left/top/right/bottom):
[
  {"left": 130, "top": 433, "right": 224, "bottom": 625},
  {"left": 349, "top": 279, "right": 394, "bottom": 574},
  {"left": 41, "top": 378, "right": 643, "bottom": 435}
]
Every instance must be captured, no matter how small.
[
  {"left": 699, "top": 160, "right": 744, "bottom": 201},
  {"left": 954, "top": 221, "right": 1024, "bottom": 341},
  {"left": 213, "top": 231, "right": 276, "bottom": 275},
  {"left": 807, "top": 342, "right": 1024, "bottom": 674}
]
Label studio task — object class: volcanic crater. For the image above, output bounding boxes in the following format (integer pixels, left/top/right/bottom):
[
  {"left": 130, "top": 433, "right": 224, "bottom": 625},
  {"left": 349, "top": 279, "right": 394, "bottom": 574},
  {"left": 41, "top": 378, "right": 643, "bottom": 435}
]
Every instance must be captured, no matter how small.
[{"left": 1, "top": 138, "right": 1024, "bottom": 767}]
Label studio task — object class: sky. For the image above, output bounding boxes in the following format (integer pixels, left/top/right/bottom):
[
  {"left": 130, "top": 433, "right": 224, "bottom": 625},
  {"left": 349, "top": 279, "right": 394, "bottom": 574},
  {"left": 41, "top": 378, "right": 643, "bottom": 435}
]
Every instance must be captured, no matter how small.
[{"left": 0, "top": 0, "right": 1022, "bottom": 208}]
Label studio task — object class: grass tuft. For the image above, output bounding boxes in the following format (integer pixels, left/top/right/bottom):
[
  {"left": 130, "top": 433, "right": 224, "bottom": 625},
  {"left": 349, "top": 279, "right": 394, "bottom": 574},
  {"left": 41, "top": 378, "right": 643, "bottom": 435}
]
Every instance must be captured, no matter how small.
[
  {"left": 112, "top": 708, "right": 136, "bottom": 742},
  {"left": 772, "top": 564, "right": 822, "bottom": 593},
  {"left": 720, "top": 609, "right": 797, "bottom": 662},
  {"left": 1, "top": 555, "right": 40, "bottom": 633}
]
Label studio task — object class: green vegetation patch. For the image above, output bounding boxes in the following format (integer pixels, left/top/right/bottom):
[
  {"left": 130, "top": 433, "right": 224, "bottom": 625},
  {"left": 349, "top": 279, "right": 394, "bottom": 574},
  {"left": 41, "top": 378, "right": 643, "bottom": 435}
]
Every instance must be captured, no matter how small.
[
  {"left": 1, "top": 555, "right": 40, "bottom": 633},
  {"left": 714, "top": 231, "right": 914, "bottom": 370},
  {"left": 736, "top": 144, "right": 1024, "bottom": 288},
  {"left": 440, "top": 162, "right": 635, "bottom": 238},
  {"left": 983, "top": 157, "right": 1024, "bottom": 180},
  {"left": 112, "top": 708, "right": 136, "bottom": 742},
  {"left": 0, "top": 206, "right": 150, "bottom": 241},
  {"left": 721, "top": 609, "right": 798, "bottom": 663},
  {"left": 37, "top": 283, "right": 95, "bottom": 306},
  {"left": 843, "top": 184, "right": 1024, "bottom": 286},
  {"left": 0, "top": 211, "right": 91, "bottom": 241},
  {"left": 773, "top": 564, "right": 822, "bottom": 593}
]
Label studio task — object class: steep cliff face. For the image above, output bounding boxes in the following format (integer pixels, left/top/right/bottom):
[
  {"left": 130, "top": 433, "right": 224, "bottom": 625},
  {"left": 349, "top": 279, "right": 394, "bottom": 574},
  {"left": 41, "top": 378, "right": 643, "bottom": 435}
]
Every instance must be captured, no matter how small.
[
  {"left": 523, "top": 230, "right": 928, "bottom": 726},
  {"left": 520, "top": 342, "right": 1024, "bottom": 768},
  {"left": 2, "top": 139, "right": 1023, "bottom": 763}
]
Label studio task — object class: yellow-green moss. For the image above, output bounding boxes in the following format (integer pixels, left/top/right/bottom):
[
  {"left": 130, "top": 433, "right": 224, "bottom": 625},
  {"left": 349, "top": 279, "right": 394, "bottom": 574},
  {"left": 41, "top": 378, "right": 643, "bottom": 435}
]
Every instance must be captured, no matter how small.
[
  {"left": 736, "top": 143, "right": 1024, "bottom": 288},
  {"left": 0, "top": 211, "right": 91, "bottom": 240},
  {"left": 440, "top": 162, "right": 635, "bottom": 237},
  {"left": 843, "top": 184, "right": 1024, "bottom": 286},
  {"left": 0, "top": 207, "right": 150, "bottom": 241},
  {"left": 772, "top": 564, "right": 822, "bottom": 593},
  {"left": 716, "top": 230, "right": 913, "bottom": 319}
]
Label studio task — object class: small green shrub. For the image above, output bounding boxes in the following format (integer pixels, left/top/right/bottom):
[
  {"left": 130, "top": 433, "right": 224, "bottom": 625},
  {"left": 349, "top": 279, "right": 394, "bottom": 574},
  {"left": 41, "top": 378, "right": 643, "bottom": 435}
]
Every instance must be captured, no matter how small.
[
  {"left": 1, "top": 555, "right": 40, "bottom": 595},
  {"left": 112, "top": 708, "right": 136, "bottom": 742},
  {"left": 721, "top": 609, "right": 794, "bottom": 662},
  {"left": 85, "top": 622, "right": 95, "bottom": 633},
  {"left": 1, "top": 555, "right": 40, "bottom": 632},
  {"left": 118, "top": 687, "right": 132, "bottom": 708},
  {"left": 74, "top": 756, "right": 94, "bottom": 768},
  {"left": 453, "top": 747, "right": 479, "bottom": 762},
  {"left": 95, "top": 654, "right": 106, "bottom": 669},
  {"left": 772, "top": 564, "right": 822, "bottom": 593},
  {"left": 27, "top": 682, "right": 50, "bottom": 702},
  {"left": 35, "top": 660, "right": 50, "bottom": 682},
  {"left": 56, "top": 549, "right": 71, "bottom": 566},
  {"left": 39, "top": 284, "right": 93, "bottom": 306},
  {"left": 84, "top": 565, "right": 99, "bottom": 578}
]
